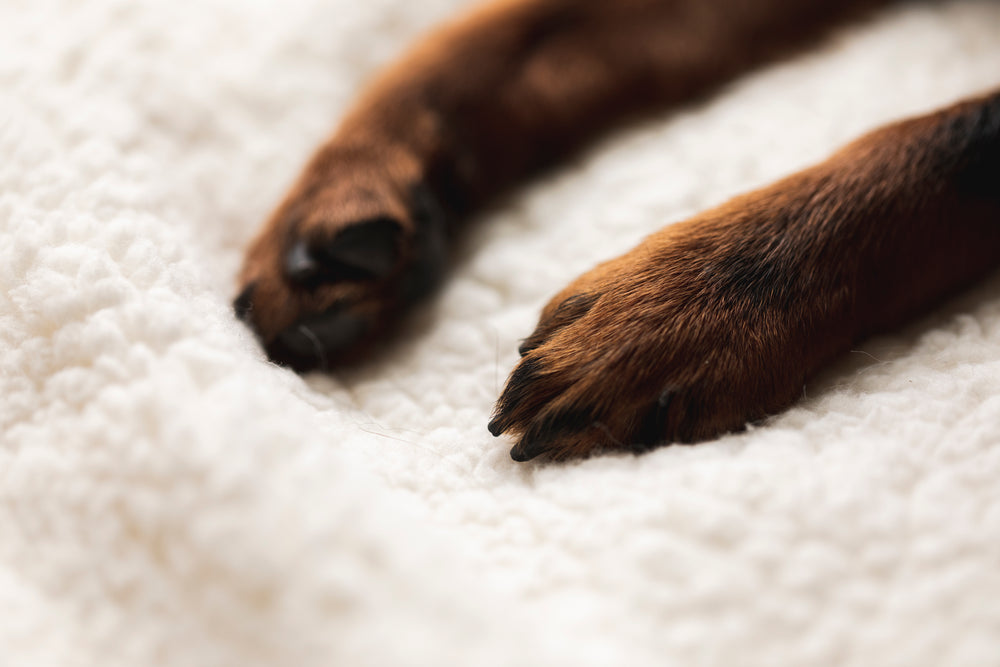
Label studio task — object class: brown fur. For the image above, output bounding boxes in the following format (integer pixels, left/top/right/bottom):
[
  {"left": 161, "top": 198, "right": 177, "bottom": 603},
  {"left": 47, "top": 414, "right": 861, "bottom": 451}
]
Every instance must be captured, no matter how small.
[
  {"left": 492, "top": 92, "right": 1000, "bottom": 459},
  {"left": 235, "top": 0, "right": 1000, "bottom": 460},
  {"left": 237, "top": 0, "right": 885, "bottom": 349}
]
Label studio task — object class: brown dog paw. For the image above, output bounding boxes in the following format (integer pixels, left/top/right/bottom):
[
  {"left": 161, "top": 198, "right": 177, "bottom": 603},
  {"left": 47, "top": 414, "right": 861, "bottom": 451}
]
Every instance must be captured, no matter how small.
[
  {"left": 488, "top": 90, "right": 1000, "bottom": 461},
  {"left": 235, "top": 143, "right": 449, "bottom": 371},
  {"left": 489, "top": 188, "right": 862, "bottom": 461}
]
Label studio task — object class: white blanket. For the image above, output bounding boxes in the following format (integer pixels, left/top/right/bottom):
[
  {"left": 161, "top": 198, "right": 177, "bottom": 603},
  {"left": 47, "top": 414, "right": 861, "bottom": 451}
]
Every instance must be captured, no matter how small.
[{"left": 3, "top": 1, "right": 1000, "bottom": 665}]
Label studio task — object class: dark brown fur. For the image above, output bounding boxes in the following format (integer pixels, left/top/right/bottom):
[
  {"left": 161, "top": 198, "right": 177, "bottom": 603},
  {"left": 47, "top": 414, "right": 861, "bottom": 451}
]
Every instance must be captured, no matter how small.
[{"left": 235, "top": 0, "right": 1000, "bottom": 460}]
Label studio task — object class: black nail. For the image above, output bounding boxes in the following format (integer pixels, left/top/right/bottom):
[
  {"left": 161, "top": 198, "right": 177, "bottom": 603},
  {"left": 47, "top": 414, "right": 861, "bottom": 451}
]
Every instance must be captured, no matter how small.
[
  {"left": 320, "top": 217, "right": 400, "bottom": 280},
  {"left": 265, "top": 307, "right": 368, "bottom": 372},
  {"left": 510, "top": 440, "right": 544, "bottom": 462},
  {"left": 488, "top": 416, "right": 505, "bottom": 437},
  {"left": 233, "top": 282, "right": 257, "bottom": 322},
  {"left": 285, "top": 241, "right": 322, "bottom": 283}
]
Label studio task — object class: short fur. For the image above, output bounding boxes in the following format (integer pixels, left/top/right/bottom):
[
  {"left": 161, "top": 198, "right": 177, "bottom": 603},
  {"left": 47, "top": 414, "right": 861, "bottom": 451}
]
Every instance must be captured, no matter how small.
[{"left": 235, "top": 0, "right": 1000, "bottom": 460}]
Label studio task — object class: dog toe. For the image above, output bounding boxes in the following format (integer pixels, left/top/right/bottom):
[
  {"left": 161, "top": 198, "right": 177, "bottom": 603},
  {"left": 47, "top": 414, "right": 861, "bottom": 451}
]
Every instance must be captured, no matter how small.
[{"left": 517, "top": 292, "right": 598, "bottom": 357}]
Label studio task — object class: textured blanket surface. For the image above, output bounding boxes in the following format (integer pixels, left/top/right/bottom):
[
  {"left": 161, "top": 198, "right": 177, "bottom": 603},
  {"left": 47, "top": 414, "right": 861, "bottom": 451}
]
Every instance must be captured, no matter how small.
[{"left": 3, "top": 1, "right": 1000, "bottom": 665}]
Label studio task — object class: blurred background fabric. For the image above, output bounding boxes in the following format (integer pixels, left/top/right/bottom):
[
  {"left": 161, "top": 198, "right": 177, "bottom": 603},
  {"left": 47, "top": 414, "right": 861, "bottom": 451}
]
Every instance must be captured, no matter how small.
[{"left": 2, "top": 1, "right": 1000, "bottom": 665}]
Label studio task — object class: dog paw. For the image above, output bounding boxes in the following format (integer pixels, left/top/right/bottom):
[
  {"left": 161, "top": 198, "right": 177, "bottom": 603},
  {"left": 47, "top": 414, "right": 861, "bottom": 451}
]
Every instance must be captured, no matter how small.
[
  {"left": 490, "top": 201, "right": 857, "bottom": 461},
  {"left": 235, "top": 144, "right": 449, "bottom": 371}
]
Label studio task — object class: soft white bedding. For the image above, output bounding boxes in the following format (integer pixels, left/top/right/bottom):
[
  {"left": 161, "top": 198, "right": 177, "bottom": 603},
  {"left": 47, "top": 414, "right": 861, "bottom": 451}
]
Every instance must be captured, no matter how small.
[{"left": 3, "top": 1, "right": 1000, "bottom": 665}]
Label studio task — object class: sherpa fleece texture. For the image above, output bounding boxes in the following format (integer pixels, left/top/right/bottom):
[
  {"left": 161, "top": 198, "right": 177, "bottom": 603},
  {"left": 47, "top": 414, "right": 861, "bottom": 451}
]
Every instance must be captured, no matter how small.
[{"left": 3, "top": 1, "right": 1000, "bottom": 665}]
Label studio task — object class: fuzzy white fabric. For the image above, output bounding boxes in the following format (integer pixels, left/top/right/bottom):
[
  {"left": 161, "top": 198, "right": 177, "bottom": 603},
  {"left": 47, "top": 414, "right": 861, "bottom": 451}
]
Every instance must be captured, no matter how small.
[{"left": 3, "top": 1, "right": 1000, "bottom": 665}]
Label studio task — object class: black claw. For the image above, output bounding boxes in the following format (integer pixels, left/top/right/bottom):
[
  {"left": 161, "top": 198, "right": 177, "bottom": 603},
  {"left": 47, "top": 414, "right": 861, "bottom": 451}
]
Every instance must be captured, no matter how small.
[
  {"left": 505, "top": 407, "right": 593, "bottom": 462},
  {"left": 319, "top": 216, "right": 401, "bottom": 280},
  {"left": 285, "top": 217, "right": 403, "bottom": 286},
  {"left": 233, "top": 282, "right": 257, "bottom": 322},
  {"left": 487, "top": 416, "right": 505, "bottom": 437},
  {"left": 510, "top": 440, "right": 544, "bottom": 462},
  {"left": 264, "top": 306, "right": 369, "bottom": 372},
  {"left": 494, "top": 357, "right": 543, "bottom": 409},
  {"left": 490, "top": 357, "right": 548, "bottom": 435},
  {"left": 285, "top": 241, "right": 322, "bottom": 283}
]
